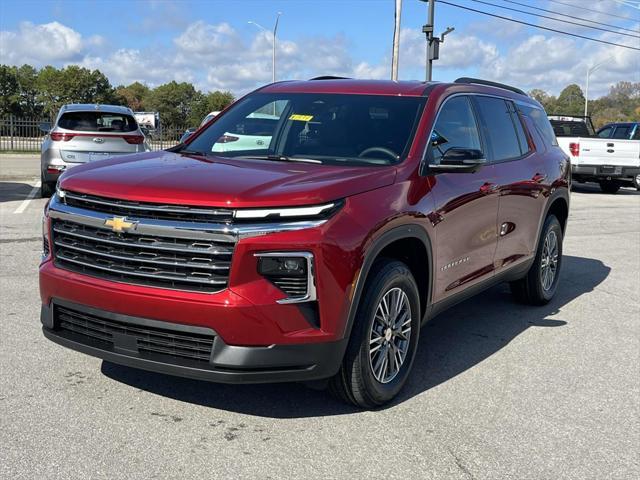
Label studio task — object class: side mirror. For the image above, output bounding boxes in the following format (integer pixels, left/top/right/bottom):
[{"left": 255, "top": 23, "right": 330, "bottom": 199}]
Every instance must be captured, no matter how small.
[
  {"left": 39, "top": 122, "right": 52, "bottom": 134},
  {"left": 425, "top": 148, "right": 486, "bottom": 174}
]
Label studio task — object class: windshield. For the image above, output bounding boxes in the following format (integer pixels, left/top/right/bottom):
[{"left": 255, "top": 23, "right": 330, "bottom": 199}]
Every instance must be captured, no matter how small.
[{"left": 184, "top": 93, "right": 426, "bottom": 166}]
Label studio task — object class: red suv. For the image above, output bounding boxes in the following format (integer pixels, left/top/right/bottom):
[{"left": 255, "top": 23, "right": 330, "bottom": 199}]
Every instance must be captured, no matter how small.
[{"left": 40, "top": 77, "right": 570, "bottom": 408}]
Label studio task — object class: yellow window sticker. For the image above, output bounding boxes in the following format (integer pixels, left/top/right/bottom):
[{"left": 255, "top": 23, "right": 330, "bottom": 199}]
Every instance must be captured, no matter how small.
[{"left": 289, "top": 114, "right": 313, "bottom": 122}]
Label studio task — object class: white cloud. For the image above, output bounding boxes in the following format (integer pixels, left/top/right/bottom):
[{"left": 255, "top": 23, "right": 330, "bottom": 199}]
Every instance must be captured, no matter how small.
[
  {"left": 0, "top": 21, "right": 84, "bottom": 64},
  {"left": 0, "top": 19, "right": 637, "bottom": 98}
]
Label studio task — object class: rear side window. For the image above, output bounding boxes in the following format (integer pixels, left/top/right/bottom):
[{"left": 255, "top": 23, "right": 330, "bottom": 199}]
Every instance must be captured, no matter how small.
[
  {"left": 612, "top": 126, "right": 632, "bottom": 139},
  {"left": 597, "top": 126, "right": 613, "bottom": 138},
  {"left": 521, "top": 105, "right": 558, "bottom": 146},
  {"left": 474, "top": 97, "right": 522, "bottom": 161},
  {"left": 633, "top": 127, "right": 640, "bottom": 140},
  {"left": 58, "top": 112, "right": 138, "bottom": 132},
  {"left": 430, "top": 96, "right": 482, "bottom": 165}
]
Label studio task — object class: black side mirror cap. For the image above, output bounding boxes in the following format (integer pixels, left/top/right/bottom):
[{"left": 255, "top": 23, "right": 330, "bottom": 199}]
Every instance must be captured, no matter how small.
[{"left": 424, "top": 148, "right": 486, "bottom": 174}]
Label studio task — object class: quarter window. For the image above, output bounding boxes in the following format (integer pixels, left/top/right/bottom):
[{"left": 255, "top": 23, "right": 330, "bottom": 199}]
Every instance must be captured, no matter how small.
[
  {"left": 429, "top": 96, "right": 482, "bottom": 165},
  {"left": 474, "top": 96, "right": 523, "bottom": 161}
]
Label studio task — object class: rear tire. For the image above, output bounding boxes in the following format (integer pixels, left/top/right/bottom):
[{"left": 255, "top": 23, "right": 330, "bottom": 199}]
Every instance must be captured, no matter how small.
[
  {"left": 329, "top": 259, "right": 421, "bottom": 409},
  {"left": 599, "top": 180, "right": 620, "bottom": 194},
  {"left": 40, "top": 177, "right": 54, "bottom": 198},
  {"left": 510, "top": 215, "right": 563, "bottom": 305},
  {"left": 633, "top": 173, "right": 640, "bottom": 191}
]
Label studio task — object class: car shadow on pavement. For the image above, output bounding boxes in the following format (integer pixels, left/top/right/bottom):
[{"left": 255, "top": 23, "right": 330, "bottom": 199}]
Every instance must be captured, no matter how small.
[
  {"left": 0, "top": 181, "right": 39, "bottom": 203},
  {"left": 101, "top": 254, "right": 610, "bottom": 417}
]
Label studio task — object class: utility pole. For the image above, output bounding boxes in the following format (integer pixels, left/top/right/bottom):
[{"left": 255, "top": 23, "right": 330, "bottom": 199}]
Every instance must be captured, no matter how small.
[
  {"left": 391, "top": 0, "right": 402, "bottom": 81},
  {"left": 420, "top": 0, "right": 454, "bottom": 81},
  {"left": 425, "top": 0, "right": 435, "bottom": 81}
]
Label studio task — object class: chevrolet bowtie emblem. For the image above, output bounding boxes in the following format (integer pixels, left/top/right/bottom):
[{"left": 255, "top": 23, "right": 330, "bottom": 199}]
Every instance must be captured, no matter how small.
[{"left": 104, "top": 216, "right": 136, "bottom": 233}]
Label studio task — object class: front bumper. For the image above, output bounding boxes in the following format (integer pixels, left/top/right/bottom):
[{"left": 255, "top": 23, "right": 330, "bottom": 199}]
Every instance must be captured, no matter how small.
[{"left": 41, "top": 299, "right": 347, "bottom": 383}]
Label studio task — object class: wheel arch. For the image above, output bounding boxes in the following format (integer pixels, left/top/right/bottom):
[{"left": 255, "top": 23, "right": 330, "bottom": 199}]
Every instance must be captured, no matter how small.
[{"left": 341, "top": 224, "right": 433, "bottom": 340}]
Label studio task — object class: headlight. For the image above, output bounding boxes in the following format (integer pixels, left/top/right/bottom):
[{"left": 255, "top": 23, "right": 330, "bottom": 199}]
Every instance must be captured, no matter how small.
[
  {"left": 42, "top": 204, "right": 51, "bottom": 260},
  {"left": 235, "top": 200, "right": 343, "bottom": 221}
]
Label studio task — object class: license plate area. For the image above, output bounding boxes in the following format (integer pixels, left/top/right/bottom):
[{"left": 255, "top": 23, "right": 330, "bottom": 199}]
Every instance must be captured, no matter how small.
[
  {"left": 600, "top": 165, "right": 621, "bottom": 174},
  {"left": 89, "top": 152, "right": 110, "bottom": 162}
]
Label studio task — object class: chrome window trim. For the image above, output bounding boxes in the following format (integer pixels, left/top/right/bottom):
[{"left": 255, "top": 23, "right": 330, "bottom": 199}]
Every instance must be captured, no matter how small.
[
  {"left": 420, "top": 91, "right": 539, "bottom": 169},
  {"left": 254, "top": 252, "right": 317, "bottom": 304}
]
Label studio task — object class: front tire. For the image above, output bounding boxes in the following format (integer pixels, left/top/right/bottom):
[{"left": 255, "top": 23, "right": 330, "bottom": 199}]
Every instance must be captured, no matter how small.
[
  {"left": 510, "top": 215, "right": 563, "bottom": 305},
  {"left": 599, "top": 180, "right": 620, "bottom": 194},
  {"left": 40, "top": 176, "right": 54, "bottom": 198},
  {"left": 633, "top": 173, "right": 640, "bottom": 191},
  {"left": 329, "top": 259, "right": 421, "bottom": 408}
]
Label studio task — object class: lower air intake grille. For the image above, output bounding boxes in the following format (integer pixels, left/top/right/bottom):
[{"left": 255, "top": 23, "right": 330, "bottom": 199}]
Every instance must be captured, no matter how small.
[
  {"left": 55, "top": 305, "right": 215, "bottom": 363},
  {"left": 271, "top": 276, "right": 309, "bottom": 298}
]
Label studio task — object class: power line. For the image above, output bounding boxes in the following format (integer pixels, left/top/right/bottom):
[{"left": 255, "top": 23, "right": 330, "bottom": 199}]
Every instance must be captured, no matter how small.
[
  {"left": 436, "top": 0, "right": 640, "bottom": 50},
  {"left": 546, "top": 0, "right": 639, "bottom": 22},
  {"left": 469, "top": 0, "right": 639, "bottom": 38},
  {"left": 499, "top": 0, "right": 640, "bottom": 35}
]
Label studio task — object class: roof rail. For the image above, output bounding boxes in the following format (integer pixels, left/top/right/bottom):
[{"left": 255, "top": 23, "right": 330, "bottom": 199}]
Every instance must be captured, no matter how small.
[
  {"left": 309, "top": 76, "right": 351, "bottom": 81},
  {"left": 454, "top": 77, "right": 527, "bottom": 96}
]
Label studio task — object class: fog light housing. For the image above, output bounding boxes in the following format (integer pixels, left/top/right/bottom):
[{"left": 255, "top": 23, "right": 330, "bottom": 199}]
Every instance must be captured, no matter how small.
[
  {"left": 255, "top": 252, "right": 316, "bottom": 303},
  {"left": 258, "top": 256, "right": 307, "bottom": 277}
]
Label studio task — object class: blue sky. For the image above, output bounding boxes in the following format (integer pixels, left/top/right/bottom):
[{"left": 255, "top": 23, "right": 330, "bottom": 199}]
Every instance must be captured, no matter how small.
[{"left": 1, "top": 0, "right": 639, "bottom": 97}]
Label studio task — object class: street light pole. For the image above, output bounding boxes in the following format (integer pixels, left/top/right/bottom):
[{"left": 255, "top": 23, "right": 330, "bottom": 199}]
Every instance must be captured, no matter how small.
[
  {"left": 248, "top": 12, "right": 282, "bottom": 84},
  {"left": 584, "top": 60, "right": 607, "bottom": 118},
  {"left": 272, "top": 12, "right": 281, "bottom": 84},
  {"left": 391, "top": 0, "right": 402, "bottom": 81}
]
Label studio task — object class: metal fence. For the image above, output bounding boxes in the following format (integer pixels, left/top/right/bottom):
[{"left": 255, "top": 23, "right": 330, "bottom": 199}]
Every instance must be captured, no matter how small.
[{"left": 0, "top": 117, "right": 189, "bottom": 153}]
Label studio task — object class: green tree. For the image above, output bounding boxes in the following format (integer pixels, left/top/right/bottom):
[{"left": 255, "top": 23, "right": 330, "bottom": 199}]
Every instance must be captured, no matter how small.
[
  {"left": 15, "top": 64, "right": 42, "bottom": 117},
  {"left": 147, "top": 81, "right": 200, "bottom": 126},
  {"left": 0, "top": 65, "right": 20, "bottom": 117},
  {"left": 528, "top": 88, "right": 557, "bottom": 113},
  {"left": 187, "top": 90, "right": 235, "bottom": 126},
  {"left": 554, "top": 84, "right": 586, "bottom": 116},
  {"left": 37, "top": 65, "right": 115, "bottom": 117},
  {"left": 115, "top": 81, "right": 150, "bottom": 111}
]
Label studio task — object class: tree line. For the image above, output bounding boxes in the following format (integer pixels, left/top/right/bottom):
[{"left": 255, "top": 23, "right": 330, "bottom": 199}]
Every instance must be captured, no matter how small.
[
  {"left": 0, "top": 64, "right": 235, "bottom": 127},
  {"left": 529, "top": 82, "right": 639, "bottom": 129},
  {"left": 1, "top": 63, "right": 638, "bottom": 129}
]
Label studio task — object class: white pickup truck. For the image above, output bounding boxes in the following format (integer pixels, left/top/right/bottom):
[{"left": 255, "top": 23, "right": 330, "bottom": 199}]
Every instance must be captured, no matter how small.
[{"left": 549, "top": 116, "right": 640, "bottom": 193}]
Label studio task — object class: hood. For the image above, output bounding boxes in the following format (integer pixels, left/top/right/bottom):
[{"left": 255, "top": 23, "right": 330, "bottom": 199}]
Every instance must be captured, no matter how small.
[{"left": 59, "top": 151, "right": 397, "bottom": 208}]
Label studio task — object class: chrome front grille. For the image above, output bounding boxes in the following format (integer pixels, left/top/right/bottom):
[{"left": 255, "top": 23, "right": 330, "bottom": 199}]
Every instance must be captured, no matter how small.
[
  {"left": 52, "top": 219, "right": 233, "bottom": 292},
  {"left": 49, "top": 191, "right": 237, "bottom": 293},
  {"left": 63, "top": 190, "right": 235, "bottom": 223}
]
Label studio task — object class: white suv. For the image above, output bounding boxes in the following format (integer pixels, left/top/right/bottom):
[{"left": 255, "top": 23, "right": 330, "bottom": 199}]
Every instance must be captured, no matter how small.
[{"left": 40, "top": 104, "right": 150, "bottom": 197}]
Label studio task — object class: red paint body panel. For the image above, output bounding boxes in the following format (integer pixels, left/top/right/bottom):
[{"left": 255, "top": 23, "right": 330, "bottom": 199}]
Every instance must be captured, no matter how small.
[{"left": 40, "top": 79, "right": 570, "bottom": 364}]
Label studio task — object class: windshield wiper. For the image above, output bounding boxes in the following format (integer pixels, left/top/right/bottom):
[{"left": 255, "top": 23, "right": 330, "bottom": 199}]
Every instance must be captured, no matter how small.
[{"left": 239, "top": 155, "right": 323, "bottom": 164}]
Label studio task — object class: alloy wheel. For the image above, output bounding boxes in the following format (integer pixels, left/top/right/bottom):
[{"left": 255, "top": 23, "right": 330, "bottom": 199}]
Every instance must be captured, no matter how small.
[
  {"left": 540, "top": 230, "right": 559, "bottom": 291},
  {"left": 368, "top": 287, "right": 412, "bottom": 384}
]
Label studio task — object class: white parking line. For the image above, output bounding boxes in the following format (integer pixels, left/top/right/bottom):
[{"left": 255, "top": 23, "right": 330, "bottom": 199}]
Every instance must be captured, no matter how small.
[{"left": 13, "top": 180, "right": 41, "bottom": 214}]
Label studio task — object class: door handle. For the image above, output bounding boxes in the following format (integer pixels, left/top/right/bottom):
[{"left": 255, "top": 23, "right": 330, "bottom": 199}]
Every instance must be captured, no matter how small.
[
  {"left": 532, "top": 173, "right": 547, "bottom": 183},
  {"left": 479, "top": 182, "right": 498, "bottom": 194}
]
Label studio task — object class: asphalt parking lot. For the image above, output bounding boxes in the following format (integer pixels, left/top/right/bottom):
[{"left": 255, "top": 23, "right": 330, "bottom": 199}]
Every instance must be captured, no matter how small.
[{"left": 1, "top": 155, "right": 639, "bottom": 480}]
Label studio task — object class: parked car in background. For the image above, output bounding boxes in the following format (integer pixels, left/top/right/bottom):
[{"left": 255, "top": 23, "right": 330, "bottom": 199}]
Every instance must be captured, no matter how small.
[
  {"left": 41, "top": 77, "right": 570, "bottom": 408},
  {"left": 179, "top": 127, "right": 197, "bottom": 144},
  {"left": 596, "top": 122, "right": 640, "bottom": 140},
  {"left": 40, "top": 104, "right": 150, "bottom": 197},
  {"left": 549, "top": 115, "right": 640, "bottom": 192},
  {"left": 200, "top": 111, "right": 220, "bottom": 127}
]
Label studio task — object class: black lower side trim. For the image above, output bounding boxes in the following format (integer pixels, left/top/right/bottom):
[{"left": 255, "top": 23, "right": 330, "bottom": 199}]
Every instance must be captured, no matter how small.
[{"left": 41, "top": 300, "right": 347, "bottom": 384}]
